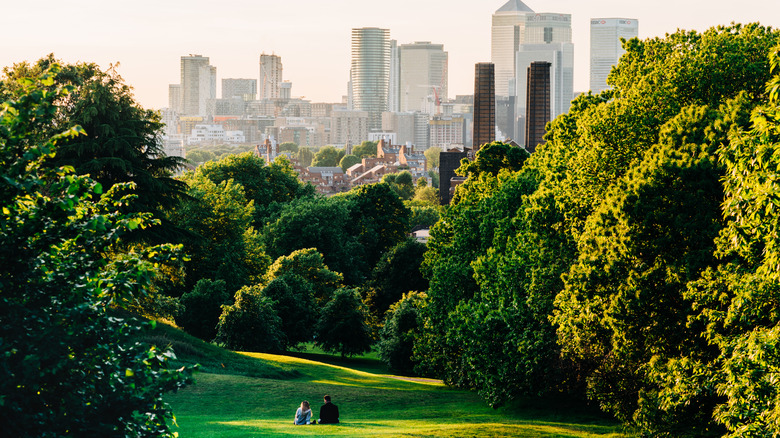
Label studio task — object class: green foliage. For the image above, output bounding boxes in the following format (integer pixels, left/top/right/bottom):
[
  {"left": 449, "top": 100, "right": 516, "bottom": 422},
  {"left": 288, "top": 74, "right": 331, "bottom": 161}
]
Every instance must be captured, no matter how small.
[
  {"left": 170, "top": 173, "right": 269, "bottom": 295},
  {"left": 352, "top": 140, "right": 378, "bottom": 158},
  {"left": 382, "top": 171, "right": 416, "bottom": 200},
  {"left": 341, "top": 183, "right": 411, "bottom": 277},
  {"left": 260, "top": 275, "right": 317, "bottom": 348},
  {"left": 263, "top": 248, "right": 343, "bottom": 306},
  {"left": 315, "top": 288, "right": 373, "bottom": 357},
  {"left": 408, "top": 205, "right": 441, "bottom": 229},
  {"left": 311, "top": 145, "right": 345, "bottom": 167},
  {"left": 379, "top": 292, "right": 427, "bottom": 373},
  {"left": 279, "top": 141, "right": 298, "bottom": 153},
  {"left": 177, "top": 279, "right": 231, "bottom": 341},
  {"left": 0, "top": 65, "right": 194, "bottom": 436},
  {"left": 365, "top": 238, "right": 428, "bottom": 320},
  {"left": 1, "top": 55, "right": 189, "bottom": 244},
  {"left": 195, "top": 152, "right": 314, "bottom": 225},
  {"left": 215, "top": 285, "right": 285, "bottom": 353},
  {"left": 297, "top": 147, "right": 315, "bottom": 167},
  {"left": 424, "top": 146, "right": 441, "bottom": 170},
  {"left": 339, "top": 153, "right": 361, "bottom": 172},
  {"left": 263, "top": 196, "right": 361, "bottom": 284}
]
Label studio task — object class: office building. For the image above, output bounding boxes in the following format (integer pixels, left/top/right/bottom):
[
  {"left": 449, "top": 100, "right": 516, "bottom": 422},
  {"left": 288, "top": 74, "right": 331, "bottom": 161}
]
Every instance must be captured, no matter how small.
[
  {"left": 222, "top": 78, "right": 257, "bottom": 100},
  {"left": 168, "top": 84, "right": 182, "bottom": 114},
  {"left": 399, "top": 41, "right": 448, "bottom": 114},
  {"left": 332, "top": 109, "right": 369, "bottom": 145},
  {"left": 525, "top": 61, "right": 551, "bottom": 151},
  {"left": 491, "top": 0, "right": 535, "bottom": 98},
  {"left": 351, "top": 27, "right": 391, "bottom": 132},
  {"left": 181, "top": 54, "right": 216, "bottom": 116},
  {"left": 472, "top": 63, "right": 495, "bottom": 153},
  {"left": 259, "top": 53, "right": 283, "bottom": 100},
  {"left": 388, "top": 40, "right": 400, "bottom": 112},
  {"left": 590, "top": 18, "right": 638, "bottom": 93}
]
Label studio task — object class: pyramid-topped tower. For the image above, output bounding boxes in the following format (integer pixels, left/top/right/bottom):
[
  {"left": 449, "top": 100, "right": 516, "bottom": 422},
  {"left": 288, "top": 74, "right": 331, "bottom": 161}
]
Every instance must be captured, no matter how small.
[{"left": 496, "top": 0, "right": 534, "bottom": 13}]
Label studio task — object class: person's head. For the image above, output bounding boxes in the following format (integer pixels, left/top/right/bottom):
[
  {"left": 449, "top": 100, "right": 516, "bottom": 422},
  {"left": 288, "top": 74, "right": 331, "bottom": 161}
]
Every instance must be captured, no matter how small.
[
  {"left": 301, "top": 401, "right": 310, "bottom": 410},
  {"left": 324, "top": 395, "right": 331, "bottom": 403}
]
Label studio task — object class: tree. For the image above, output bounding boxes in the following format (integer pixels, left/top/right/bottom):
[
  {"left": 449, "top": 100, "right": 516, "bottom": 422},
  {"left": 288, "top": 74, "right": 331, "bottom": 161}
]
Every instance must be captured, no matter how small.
[
  {"left": 263, "top": 248, "right": 343, "bottom": 306},
  {"left": 0, "top": 65, "right": 194, "bottom": 436},
  {"left": 177, "top": 279, "right": 231, "bottom": 341},
  {"left": 381, "top": 171, "right": 415, "bottom": 200},
  {"left": 379, "top": 292, "right": 427, "bottom": 373},
  {"left": 311, "top": 145, "right": 345, "bottom": 167},
  {"left": 315, "top": 289, "right": 373, "bottom": 357},
  {"left": 196, "top": 152, "right": 314, "bottom": 225},
  {"left": 408, "top": 205, "right": 441, "bottom": 229},
  {"left": 424, "top": 146, "right": 441, "bottom": 170},
  {"left": 365, "top": 238, "right": 428, "bottom": 320},
  {"left": 263, "top": 196, "right": 361, "bottom": 284},
  {"left": 297, "top": 147, "right": 314, "bottom": 167},
  {"left": 215, "top": 285, "right": 285, "bottom": 353},
  {"left": 260, "top": 275, "right": 317, "bottom": 348},
  {"left": 352, "top": 140, "right": 378, "bottom": 158},
  {"left": 0, "top": 55, "right": 188, "bottom": 244},
  {"left": 279, "top": 142, "right": 298, "bottom": 153},
  {"left": 170, "top": 173, "right": 269, "bottom": 295},
  {"left": 339, "top": 154, "right": 361, "bottom": 172}
]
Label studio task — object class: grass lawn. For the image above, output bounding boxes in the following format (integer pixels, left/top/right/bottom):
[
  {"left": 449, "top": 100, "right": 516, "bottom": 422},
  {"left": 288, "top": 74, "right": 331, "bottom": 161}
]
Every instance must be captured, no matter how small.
[{"left": 165, "top": 346, "right": 630, "bottom": 437}]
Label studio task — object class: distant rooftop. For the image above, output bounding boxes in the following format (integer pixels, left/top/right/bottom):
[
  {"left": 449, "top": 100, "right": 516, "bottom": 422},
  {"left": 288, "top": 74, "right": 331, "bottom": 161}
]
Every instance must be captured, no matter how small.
[{"left": 496, "top": 0, "right": 534, "bottom": 13}]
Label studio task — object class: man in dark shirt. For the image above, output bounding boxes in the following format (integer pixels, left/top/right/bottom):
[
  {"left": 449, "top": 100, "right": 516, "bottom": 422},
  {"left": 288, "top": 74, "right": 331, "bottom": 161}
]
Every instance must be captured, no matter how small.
[{"left": 319, "top": 395, "right": 339, "bottom": 424}]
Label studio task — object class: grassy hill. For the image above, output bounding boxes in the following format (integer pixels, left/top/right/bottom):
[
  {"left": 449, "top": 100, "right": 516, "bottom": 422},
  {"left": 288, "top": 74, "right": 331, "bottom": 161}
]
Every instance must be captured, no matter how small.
[{"left": 147, "top": 322, "right": 630, "bottom": 437}]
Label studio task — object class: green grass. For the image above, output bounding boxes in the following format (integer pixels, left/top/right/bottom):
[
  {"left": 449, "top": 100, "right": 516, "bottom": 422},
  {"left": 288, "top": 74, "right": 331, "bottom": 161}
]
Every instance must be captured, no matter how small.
[{"left": 158, "top": 328, "right": 631, "bottom": 437}]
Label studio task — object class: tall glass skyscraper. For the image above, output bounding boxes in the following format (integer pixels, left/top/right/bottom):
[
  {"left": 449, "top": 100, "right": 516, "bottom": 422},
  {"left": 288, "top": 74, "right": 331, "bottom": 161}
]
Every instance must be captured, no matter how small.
[
  {"left": 351, "top": 27, "right": 391, "bottom": 132},
  {"left": 590, "top": 18, "right": 638, "bottom": 93},
  {"left": 491, "top": 0, "right": 534, "bottom": 98}
]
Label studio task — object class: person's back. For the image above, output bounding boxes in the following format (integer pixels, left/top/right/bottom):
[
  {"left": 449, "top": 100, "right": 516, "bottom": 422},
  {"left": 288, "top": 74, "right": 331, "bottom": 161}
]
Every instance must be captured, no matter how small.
[{"left": 319, "top": 395, "right": 339, "bottom": 424}]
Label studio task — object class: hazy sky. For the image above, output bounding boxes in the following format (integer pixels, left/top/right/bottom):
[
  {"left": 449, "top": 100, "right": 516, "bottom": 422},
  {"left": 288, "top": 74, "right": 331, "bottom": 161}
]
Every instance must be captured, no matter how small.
[{"left": 4, "top": 0, "right": 780, "bottom": 109}]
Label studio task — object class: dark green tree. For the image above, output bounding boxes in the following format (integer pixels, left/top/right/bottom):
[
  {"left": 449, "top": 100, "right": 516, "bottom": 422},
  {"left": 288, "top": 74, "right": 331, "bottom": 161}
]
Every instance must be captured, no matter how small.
[
  {"left": 0, "top": 55, "right": 189, "bottom": 244},
  {"left": 215, "top": 285, "right": 285, "bottom": 353},
  {"left": 352, "top": 140, "right": 378, "bottom": 158},
  {"left": 177, "top": 279, "right": 231, "bottom": 341},
  {"left": 365, "top": 238, "right": 428, "bottom": 319},
  {"left": 263, "top": 248, "right": 343, "bottom": 306},
  {"left": 279, "top": 142, "right": 298, "bottom": 153},
  {"left": 315, "top": 289, "right": 373, "bottom": 357},
  {"left": 0, "top": 65, "right": 194, "bottom": 436},
  {"left": 297, "top": 147, "right": 315, "bottom": 167},
  {"left": 261, "top": 275, "right": 317, "bottom": 348},
  {"left": 379, "top": 292, "right": 427, "bottom": 373}
]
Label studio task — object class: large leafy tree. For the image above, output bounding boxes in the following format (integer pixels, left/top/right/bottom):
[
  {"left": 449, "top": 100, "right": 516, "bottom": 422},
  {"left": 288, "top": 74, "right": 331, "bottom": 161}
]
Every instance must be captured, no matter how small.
[
  {"left": 196, "top": 152, "right": 314, "bottom": 226},
  {"left": 0, "top": 66, "right": 194, "bottom": 436},
  {"left": 315, "top": 288, "right": 373, "bottom": 357},
  {"left": 0, "top": 55, "right": 188, "bottom": 243},
  {"left": 311, "top": 145, "right": 345, "bottom": 167}
]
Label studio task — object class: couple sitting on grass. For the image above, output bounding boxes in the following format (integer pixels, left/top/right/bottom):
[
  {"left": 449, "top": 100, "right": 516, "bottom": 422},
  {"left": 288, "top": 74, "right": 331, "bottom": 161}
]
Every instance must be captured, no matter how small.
[{"left": 294, "top": 395, "right": 340, "bottom": 425}]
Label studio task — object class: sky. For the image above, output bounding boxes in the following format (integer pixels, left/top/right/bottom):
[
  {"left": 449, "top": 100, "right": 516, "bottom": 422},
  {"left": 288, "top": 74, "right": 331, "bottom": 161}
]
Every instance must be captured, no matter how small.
[{"left": 4, "top": 0, "right": 780, "bottom": 110}]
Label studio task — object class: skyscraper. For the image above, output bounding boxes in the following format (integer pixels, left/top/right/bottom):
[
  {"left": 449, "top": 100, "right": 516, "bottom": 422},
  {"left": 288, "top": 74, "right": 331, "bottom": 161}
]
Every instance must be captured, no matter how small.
[
  {"left": 473, "top": 62, "right": 495, "bottom": 153},
  {"left": 388, "top": 39, "right": 400, "bottom": 112},
  {"left": 259, "top": 53, "right": 283, "bottom": 100},
  {"left": 590, "top": 18, "right": 638, "bottom": 93},
  {"left": 491, "top": 0, "right": 535, "bottom": 98},
  {"left": 525, "top": 61, "right": 551, "bottom": 152},
  {"left": 399, "top": 41, "right": 448, "bottom": 114},
  {"left": 351, "top": 27, "right": 391, "bottom": 132},
  {"left": 514, "top": 13, "right": 574, "bottom": 145},
  {"left": 181, "top": 54, "right": 216, "bottom": 116}
]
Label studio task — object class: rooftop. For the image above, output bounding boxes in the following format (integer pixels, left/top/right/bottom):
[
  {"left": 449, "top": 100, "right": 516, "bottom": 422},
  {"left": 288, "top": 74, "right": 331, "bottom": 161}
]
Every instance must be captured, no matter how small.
[{"left": 496, "top": 0, "right": 534, "bottom": 13}]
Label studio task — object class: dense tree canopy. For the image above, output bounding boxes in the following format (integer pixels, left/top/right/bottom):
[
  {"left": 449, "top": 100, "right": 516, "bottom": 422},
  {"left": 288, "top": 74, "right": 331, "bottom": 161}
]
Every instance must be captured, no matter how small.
[{"left": 0, "top": 65, "right": 193, "bottom": 436}]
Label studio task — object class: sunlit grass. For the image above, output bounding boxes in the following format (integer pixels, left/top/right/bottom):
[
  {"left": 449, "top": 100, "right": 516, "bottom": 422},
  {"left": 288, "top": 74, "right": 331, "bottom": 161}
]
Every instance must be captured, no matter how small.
[{"left": 166, "top": 348, "right": 631, "bottom": 437}]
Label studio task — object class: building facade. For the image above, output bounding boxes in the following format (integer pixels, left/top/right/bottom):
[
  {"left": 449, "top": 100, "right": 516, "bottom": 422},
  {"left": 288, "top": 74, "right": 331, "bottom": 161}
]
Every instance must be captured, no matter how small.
[
  {"left": 525, "top": 61, "right": 551, "bottom": 152},
  {"left": 472, "top": 63, "right": 495, "bottom": 153},
  {"left": 590, "top": 18, "right": 638, "bottom": 93},
  {"left": 351, "top": 27, "right": 391, "bottom": 132},
  {"left": 399, "top": 41, "right": 448, "bottom": 114},
  {"left": 491, "top": 0, "right": 535, "bottom": 98},
  {"left": 222, "top": 78, "right": 257, "bottom": 100},
  {"left": 259, "top": 53, "right": 283, "bottom": 100},
  {"left": 181, "top": 54, "right": 216, "bottom": 116}
]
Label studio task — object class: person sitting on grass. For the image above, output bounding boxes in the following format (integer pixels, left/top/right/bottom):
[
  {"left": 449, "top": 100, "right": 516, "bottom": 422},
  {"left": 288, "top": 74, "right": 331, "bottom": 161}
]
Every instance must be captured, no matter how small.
[
  {"left": 318, "top": 395, "right": 339, "bottom": 424},
  {"left": 294, "top": 401, "right": 313, "bottom": 425}
]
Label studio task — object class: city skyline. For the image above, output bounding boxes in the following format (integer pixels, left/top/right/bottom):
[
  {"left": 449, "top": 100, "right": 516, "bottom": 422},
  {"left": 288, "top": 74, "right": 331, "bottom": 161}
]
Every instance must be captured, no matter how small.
[{"left": 4, "top": 0, "right": 780, "bottom": 110}]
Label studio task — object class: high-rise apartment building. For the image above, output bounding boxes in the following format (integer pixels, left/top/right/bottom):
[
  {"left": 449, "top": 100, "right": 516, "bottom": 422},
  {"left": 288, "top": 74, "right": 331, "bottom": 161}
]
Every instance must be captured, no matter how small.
[
  {"left": 181, "top": 54, "right": 216, "bottom": 116},
  {"left": 399, "top": 41, "right": 448, "bottom": 114},
  {"left": 168, "top": 84, "right": 182, "bottom": 113},
  {"left": 259, "top": 54, "right": 283, "bottom": 100},
  {"left": 351, "top": 27, "right": 391, "bottom": 132},
  {"left": 525, "top": 61, "right": 551, "bottom": 152},
  {"left": 473, "top": 63, "right": 495, "bottom": 153},
  {"left": 491, "top": 0, "right": 534, "bottom": 98},
  {"left": 590, "top": 18, "right": 638, "bottom": 93},
  {"left": 388, "top": 40, "right": 400, "bottom": 112},
  {"left": 222, "top": 78, "right": 257, "bottom": 100}
]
